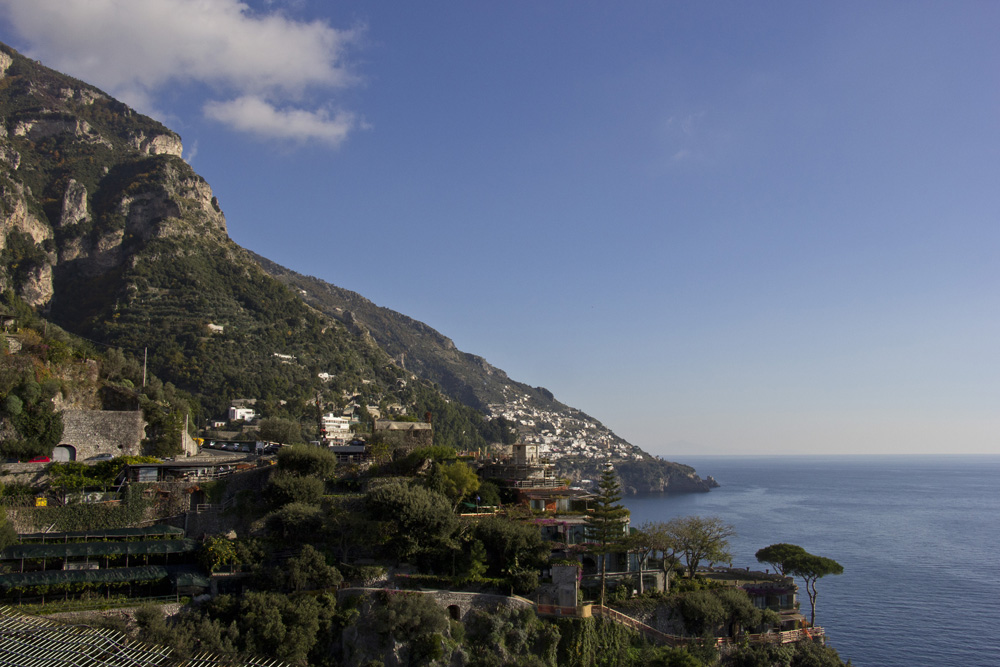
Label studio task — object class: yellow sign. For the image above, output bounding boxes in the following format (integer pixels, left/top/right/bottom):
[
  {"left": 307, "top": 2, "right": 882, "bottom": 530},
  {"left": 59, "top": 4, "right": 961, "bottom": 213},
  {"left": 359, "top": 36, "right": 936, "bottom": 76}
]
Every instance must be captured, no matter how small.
[{"left": 35, "top": 497, "right": 47, "bottom": 507}]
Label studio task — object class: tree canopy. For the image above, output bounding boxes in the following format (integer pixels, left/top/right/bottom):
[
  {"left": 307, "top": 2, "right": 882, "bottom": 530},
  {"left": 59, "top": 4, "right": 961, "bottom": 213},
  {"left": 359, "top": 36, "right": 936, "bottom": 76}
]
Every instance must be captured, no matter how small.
[
  {"left": 785, "top": 551, "right": 844, "bottom": 626},
  {"left": 258, "top": 417, "right": 303, "bottom": 445},
  {"left": 662, "top": 516, "right": 735, "bottom": 579},
  {"left": 427, "top": 459, "right": 481, "bottom": 510},
  {"left": 276, "top": 444, "right": 337, "bottom": 480},
  {"left": 755, "top": 543, "right": 808, "bottom": 577},
  {"left": 365, "top": 481, "right": 458, "bottom": 563}
]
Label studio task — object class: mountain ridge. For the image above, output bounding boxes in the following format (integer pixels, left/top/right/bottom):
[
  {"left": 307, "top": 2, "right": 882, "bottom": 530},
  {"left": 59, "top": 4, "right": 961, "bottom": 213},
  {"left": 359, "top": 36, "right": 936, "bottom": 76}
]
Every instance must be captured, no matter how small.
[{"left": 251, "top": 255, "right": 717, "bottom": 493}]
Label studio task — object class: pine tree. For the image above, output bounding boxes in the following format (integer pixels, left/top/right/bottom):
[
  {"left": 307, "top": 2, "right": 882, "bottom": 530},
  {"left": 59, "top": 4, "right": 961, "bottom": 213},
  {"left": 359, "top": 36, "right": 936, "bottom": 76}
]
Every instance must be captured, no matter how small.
[{"left": 584, "top": 462, "right": 631, "bottom": 606}]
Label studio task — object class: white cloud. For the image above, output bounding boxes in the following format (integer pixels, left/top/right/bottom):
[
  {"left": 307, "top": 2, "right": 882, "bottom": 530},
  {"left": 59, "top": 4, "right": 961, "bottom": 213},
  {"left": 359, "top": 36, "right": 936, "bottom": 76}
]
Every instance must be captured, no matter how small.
[
  {"left": 204, "top": 96, "right": 354, "bottom": 146},
  {"left": 0, "top": 0, "right": 363, "bottom": 145}
]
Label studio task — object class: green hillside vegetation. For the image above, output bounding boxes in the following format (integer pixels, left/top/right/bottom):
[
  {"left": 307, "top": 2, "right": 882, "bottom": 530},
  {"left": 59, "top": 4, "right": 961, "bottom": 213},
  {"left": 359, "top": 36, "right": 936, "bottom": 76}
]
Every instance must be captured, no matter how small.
[
  {"left": 0, "top": 42, "right": 515, "bottom": 453},
  {"left": 252, "top": 253, "right": 561, "bottom": 414},
  {"left": 0, "top": 289, "right": 203, "bottom": 457}
]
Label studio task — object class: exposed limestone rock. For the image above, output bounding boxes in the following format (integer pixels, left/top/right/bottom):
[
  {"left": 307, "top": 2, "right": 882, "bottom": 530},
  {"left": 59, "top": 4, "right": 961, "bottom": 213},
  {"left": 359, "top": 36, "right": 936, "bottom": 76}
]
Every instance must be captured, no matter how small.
[
  {"left": 0, "top": 51, "right": 11, "bottom": 78},
  {"left": 86, "top": 229, "right": 126, "bottom": 273},
  {"left": 58, "top": 237, "right": 83, "bottom": 263},
  {"left": 19, "top": 263, "right": 53, "bottom": 307},
  {"left": 11, "top": 112, "right": 113, "bottom": 148},
  {"left": 59, "top": 87, "right": 104, "bottom": 105},
  {"left": 121, "top": 189, "right": 181, "bottom": 240},
  {"left": 110, "top": 162, "right": 227, "bottom": 240},
  {"left": 51, "top": 359, "right": 101, "bottom": 411},
  {"left": 13, "top": 113, "right": 84, "bottom": 141},
  {"left": 130, "top": 130, "right": 183, "bottom": 157},
  {"left": 0, "top": 182, "right": 52, "bottom": 248},
  {"left": 0, "top": 144, "right": 18, "bottom": 169},
  {"left": 59, "top": 179, "right": 89, "bottom": 227},
  {"left": 173, "top": 172, "right": 227, "bottom": 234}
]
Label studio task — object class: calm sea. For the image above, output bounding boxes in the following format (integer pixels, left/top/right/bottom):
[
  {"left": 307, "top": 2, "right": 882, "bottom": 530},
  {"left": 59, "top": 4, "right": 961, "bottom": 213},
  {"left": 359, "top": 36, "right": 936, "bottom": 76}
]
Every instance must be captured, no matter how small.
[{"left": 622, "top": 455, "right": 1000, "bottom": 667}]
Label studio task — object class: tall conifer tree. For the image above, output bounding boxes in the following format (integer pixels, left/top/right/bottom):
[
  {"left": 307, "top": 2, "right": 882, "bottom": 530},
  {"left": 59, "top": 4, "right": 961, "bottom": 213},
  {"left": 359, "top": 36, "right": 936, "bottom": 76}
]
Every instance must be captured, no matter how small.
[{"left": 585, "top": 462, "right": 631, "bottom": 606}]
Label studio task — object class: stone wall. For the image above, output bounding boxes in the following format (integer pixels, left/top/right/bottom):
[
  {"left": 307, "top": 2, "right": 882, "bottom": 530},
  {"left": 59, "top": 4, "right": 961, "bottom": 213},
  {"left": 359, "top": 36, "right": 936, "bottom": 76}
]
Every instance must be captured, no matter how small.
[
  {"left": 373, "top": 420, "right": 434, "bottom": 456},
  {"left": 338, "top": 587, "right": 533, "bottom": 623},
  {"left": 43, "top": 601, "right": 187, "bottom": 629},
  {"left": 59, "top": 410, "right": 146, "bottom": 460}
]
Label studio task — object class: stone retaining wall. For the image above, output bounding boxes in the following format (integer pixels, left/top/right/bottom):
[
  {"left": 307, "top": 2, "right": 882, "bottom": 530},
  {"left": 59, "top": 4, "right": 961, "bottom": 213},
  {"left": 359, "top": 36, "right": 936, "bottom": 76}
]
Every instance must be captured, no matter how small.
[
  {"left": 338, "top": 587, "right": 533, "bottom": 623},
  {"left": 59, "top": 410, "right": 145, "bottom": 460}
]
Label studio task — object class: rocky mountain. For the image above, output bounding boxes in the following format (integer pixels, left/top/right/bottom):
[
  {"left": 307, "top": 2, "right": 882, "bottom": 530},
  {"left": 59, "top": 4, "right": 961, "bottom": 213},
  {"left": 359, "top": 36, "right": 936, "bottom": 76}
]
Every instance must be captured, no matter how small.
[{"left": 0, "top": 42, "right": 714, "bottom": 493}]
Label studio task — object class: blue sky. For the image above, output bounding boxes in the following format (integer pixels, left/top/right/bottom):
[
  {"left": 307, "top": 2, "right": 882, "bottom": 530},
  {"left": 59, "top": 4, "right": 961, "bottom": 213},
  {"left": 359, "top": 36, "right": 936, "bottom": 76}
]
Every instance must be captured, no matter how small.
[{"left": 2, "top": 1, "right": 997, "bottom": 456}]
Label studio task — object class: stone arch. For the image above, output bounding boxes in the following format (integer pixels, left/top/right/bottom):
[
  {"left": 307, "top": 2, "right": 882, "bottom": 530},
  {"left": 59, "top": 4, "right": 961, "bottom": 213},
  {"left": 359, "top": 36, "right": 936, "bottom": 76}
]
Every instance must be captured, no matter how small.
[
  {"left": 53, "top": 445, "right": 76, "bottom": 462},
  {"left": 447, "top": 605, "right": 461, "bottom": 620}
]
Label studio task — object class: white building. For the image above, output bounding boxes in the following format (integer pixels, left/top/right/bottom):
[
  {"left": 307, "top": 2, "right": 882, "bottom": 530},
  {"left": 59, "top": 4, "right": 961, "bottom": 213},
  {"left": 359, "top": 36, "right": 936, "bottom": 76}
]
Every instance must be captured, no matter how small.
[
  {"left": 321, "top": 413, "right": 353, "bottom": 443},
  {"left": 228, "top": 407, "right": 256, "bottom": 422}
]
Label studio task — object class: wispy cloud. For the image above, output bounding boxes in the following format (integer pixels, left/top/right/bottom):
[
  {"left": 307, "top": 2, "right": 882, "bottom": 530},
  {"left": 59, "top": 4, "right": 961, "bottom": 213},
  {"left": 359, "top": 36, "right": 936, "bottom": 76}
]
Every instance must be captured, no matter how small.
[
  {"left": 0, "top": 0, "right": 364, "bottom": 146},
  {"left": 204, "top": 96, "right": 355, "bottom": 146},
  {"left": 184, "top": 139, "right": 199, "bottom": 164},
  {"left": 662, "top": 112, "right": 711, "bottom": 163}
]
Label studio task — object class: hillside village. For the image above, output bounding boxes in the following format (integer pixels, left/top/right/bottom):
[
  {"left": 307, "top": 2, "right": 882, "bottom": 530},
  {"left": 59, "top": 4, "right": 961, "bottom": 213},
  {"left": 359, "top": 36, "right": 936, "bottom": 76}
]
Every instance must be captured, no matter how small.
[
  {"left": 0, "top": 319, "right": 842, "bottom": 666},
  {"left": 487, "top": 394, "right": 639, "bottom": 462}
]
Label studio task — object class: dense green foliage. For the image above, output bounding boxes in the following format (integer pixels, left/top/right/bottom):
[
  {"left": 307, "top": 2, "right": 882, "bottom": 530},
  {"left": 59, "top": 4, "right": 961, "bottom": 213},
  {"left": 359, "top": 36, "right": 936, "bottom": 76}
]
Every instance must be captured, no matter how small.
[
  {"left": 277, "top": 544, "right": 343, "bottom": 593},
  {"left": 425, "top": 459, "right": 480, "bottom": 510},
  {"left": 0, "top": 317, "right": 66, "bottom": 459},
  {"left": 365, "top": 480, "right": 459, "bottom": 564},
  {"left": 675, "top": 588, "right": 769, "bottom": 637},
  {"left": 464, "top": 606, "right": 561, "bottom": 667},
  {"left": 0, "top": 509, "right": 16, "bottom": 551},
  {"left": 47, "top": 455, "right": 159, "bottom": 501},
  {"left": 726, "top": 641, "right": 848, "bottom": 667},
  {"left": 29, "top": 484, "right": 151, "bottom": 531},
  {"left": 276, "top": 444, "right": 338, "bottom": 480},
  {"left": 264, "top": 470, "right": 325, "bottom": 507},
  {"left": 555, "top": 617, "right": 644, "bottom": 667},
  {"left": 258, "top": 416, "right": 303, "bottom": 445},
  {"left": 471, "top": 514, "right": 549, "bottom": 578}
]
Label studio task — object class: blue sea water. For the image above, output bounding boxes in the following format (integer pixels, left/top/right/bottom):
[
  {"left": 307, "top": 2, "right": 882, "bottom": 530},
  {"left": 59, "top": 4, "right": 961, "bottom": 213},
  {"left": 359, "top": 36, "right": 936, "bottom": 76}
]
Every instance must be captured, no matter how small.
[{"left": 621, "top": 455, "right": 1000, "bottom": 667}]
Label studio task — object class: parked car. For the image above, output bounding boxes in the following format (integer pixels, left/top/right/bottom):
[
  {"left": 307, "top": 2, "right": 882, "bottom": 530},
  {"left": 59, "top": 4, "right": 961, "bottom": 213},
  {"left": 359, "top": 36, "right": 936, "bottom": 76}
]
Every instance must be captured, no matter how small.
[{"left": 28, "top": 455, "right": 50, "bottom": 463}]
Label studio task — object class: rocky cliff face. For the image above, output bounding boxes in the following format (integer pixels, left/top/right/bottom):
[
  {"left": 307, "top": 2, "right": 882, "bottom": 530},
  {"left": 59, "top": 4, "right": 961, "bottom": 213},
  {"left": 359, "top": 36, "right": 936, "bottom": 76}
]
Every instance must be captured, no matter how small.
[{"left": 0, "top": 42, "right": 225, "bottom": 306}]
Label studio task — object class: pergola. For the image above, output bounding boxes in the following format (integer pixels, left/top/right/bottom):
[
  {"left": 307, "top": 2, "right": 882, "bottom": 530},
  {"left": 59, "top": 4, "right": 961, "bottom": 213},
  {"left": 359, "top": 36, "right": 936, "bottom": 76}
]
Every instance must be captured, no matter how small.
[{"left": 0, "top": 606, "right": 287, "bottom": 666}]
